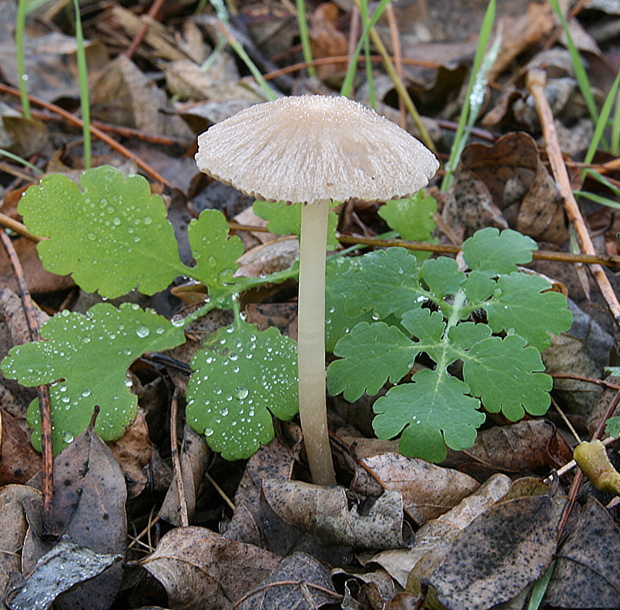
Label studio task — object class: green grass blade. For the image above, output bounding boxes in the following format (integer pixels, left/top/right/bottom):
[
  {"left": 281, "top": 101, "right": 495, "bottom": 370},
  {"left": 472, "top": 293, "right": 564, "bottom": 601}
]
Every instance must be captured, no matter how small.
[
  {"left": 16, "top": 0, "right": 31, "bottom": 119},
  {"left": 296, "top": 0, "right": 316, "bottom": 78},
  {"left": 72, "top": 0, "right": 91, "bottom": 169},
  {"left": 547, "top": 0, "right": 599, "bottom": 125},
  {"left": 208, "top": 0, "right": 277, "bottom": 101},
  {"left": 340, "top": 0, "right": 392, "bottom": 98},
  {"left": 613, "top": 86, "right": 620, "bottom": 155},
  {"left": 441, "top": 0, "right": 496, "bottom": 191},
  {"left": 0, "top": 148, "right": 43, "bottom": 174},
  {"left": 582, "top": 70, "right": 620, "bottom": 177}
]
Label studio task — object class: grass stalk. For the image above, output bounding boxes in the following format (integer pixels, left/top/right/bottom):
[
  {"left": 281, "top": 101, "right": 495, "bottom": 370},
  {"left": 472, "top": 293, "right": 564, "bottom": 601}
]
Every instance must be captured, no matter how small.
[
  {"left": 15, "top": 0, "right": 31, "bottom": 119},
  {"left": 547, "top": 0, "right": 599, "bottom": 125},
  {"left": 296, "top": 0, "right": 316, "bottom": 78},
  {"left": 72, "top": 0, "right": 91, "bottom": 168},
  {"left": 440, "top": 0, "right": 497, "bottom": 191}
]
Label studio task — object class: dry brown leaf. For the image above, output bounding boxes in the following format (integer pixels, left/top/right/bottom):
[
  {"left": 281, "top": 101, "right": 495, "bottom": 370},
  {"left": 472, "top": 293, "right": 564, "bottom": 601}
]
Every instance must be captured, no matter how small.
[
  {"left": 428, "top": 492, "right": 566, "bottom": 609},
  {"left": 545, "top": 497, "right": 620, "bottom": 607},
  {"left": 90, "top": 55, "right": 191, "bottom": 140},
  {"left": 369, "top": 474, "right": 511, "bottom": 590},
  {"left": 310, "top": 3, "right": 348, "bottom": 81},
  {"left": 443, "top": 419, "right": 573, "bottom": 475},
  {"left": 107, "top": 408, "right": 152, "bottom": 499},
  {"left": 158, "top": 425, "right": 210, "bottom": 526},
  {"left": 28, "top": 422, "right": 127, "bottom": 609},
  {"left": 350, "top": 452, "right": 480, "bottom": 525},
  {"left": 0, "top": 408, "right": 40, "bottom": 485},
  {"left": 141, "top": 526, "right": 281, "bottom": 610},
  {"left": 0, "top": 485, "right": 42, "bottom": 597},
  {"left": 234, "top": 552, "right": 339, "bottom": 609},
  {"left": 262, "top": 479, "right": 404, "bottom": 549},
  {"left": 443, "top": 132, "right": 568, "bottom": 243},
  {"left": 223, "top": 439, "right": 295, "bottom": 546},
  {"left": 235, "top": 237, "right": 299, "bottom": 278}
]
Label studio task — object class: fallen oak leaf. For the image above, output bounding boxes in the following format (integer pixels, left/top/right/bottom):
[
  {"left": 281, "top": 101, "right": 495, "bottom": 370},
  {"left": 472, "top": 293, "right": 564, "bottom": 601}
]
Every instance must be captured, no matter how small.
[{"left": 261, "top": 479, "right": 403, "bottom": 549}]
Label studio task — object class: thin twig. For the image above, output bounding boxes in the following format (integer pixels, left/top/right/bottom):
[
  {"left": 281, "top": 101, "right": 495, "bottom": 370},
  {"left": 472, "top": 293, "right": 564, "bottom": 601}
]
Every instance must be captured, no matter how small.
[
  {"left": 0, "top": 231, "right": 56, "bottom": 537},
  {"left": 0, "top": 83, "right": 172, "bottom": 187},
  {"left": 124, "top": 0, "right": 167, "bottom": 60},
  {"left": 0, "top": 212, "right": 40, "bottom": 241},
  {"left": 527, "top": 69, "right": 620, "bottom": 326},
  {"left": 170, "top": 389, "right": 189, "bottom": 528},
  {"left": 226, "top": 221, "right": 620, "bottom": 266}
]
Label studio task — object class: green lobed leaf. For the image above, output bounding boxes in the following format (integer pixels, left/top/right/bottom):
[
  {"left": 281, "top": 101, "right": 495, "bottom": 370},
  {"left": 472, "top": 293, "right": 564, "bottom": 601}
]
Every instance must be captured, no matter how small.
[
  {"left": 19, "top": 166, "right": 187, "bottom": 298},
  {"left": 253, "top": 200, "right": 340, "bottom": 250},
  {"left": 484, "top": 273, "right": 573, "bottom": 350},
  {"left": 448, "top": 321, "right": 492, "bottom": 351},
  {"left": 186, "top": 320, "right": 298, "bottom": 460},
  {"left": 400, "top": 308, "right": 449, "bottom": 365},
  {"left": 337, "top": 247, "right": 425, "bottom": 319},
  {"left": 1, "top": 303, "right": 186, "bottom": 453},
  {"left": 421, "top": 257, "right": 466, "bottom": 299},
  {"left": 187, "top": 209, "right": 244, "bottom": 296},
  {"left": 378, "top": 192, "right": 437, "bottom": 242},
  {"left": 462, "top": 227, "right": 536, "bottom": 276},
  {"left": 325, "top": 257, "right": 374, "bottom": 352},
  {"left": 327, "top": 322, "right": 419, "bottom": 402},
  {"left": 373, "top": 369, "right": 485, "bottom": 462},
  {"left": 606, "top": 417, "right": 620, "bottom": 438},
  {"left": 461, "top": 270, "right": 495, "bottom": 303},
  {"left": 462, "top": 334, "right": 552, "bottom": 421}
]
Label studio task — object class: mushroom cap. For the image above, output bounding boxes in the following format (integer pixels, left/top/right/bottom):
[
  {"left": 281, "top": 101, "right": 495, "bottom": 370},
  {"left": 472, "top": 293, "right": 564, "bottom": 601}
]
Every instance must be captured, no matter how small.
[{"left": 195, "top": 95, "right": 439, "bottom": 204}]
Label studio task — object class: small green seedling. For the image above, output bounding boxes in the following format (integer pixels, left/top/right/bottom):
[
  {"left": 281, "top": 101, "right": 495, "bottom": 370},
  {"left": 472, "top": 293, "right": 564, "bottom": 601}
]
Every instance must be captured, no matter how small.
[
  {"left": 2, "top": 165, "right": 572, "bottom": 469},
  {"left": 326, "top": 227, "right": 573, "bottom": 462},
  {"left": 2, "top": 165, "right": 301, "bottom": 457}
]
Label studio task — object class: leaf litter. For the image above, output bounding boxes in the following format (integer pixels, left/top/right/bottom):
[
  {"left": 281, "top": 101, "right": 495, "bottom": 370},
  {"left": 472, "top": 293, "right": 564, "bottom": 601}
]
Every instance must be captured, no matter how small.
[{"left": 0, "top": 0, "right": 619, "bottom": 608}]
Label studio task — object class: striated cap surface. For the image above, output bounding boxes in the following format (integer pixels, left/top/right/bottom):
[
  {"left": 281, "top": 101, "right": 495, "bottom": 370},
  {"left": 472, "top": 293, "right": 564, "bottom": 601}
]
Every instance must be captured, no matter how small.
[{"left": 196, "top": 95, "right": 439, "bottom": 204}]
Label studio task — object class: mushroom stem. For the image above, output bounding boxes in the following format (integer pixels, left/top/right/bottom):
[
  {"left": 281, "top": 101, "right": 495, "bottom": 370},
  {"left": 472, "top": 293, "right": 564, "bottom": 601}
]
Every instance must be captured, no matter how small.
[{"left": 298, "top": 198, "right": 336, "bottom": 486}]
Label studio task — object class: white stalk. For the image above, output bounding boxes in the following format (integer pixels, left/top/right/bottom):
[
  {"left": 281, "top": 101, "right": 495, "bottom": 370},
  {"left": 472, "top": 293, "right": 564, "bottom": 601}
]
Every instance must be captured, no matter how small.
[{"left": 298, "top": 199, "right": 336, "bottom": 486}]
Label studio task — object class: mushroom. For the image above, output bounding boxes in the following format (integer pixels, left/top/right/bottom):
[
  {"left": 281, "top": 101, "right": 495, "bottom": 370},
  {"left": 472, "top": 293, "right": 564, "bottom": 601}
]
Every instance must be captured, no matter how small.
[{"left": 196, "top": 95, "right": 438, "bottom": 486}]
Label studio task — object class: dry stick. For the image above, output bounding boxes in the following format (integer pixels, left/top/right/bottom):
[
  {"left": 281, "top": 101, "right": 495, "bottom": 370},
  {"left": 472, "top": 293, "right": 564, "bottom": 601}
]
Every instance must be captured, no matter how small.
[
  {"left": 30, "top": 109, "right": 186, "bottom": 147},
  {"left": 124, "top": 0, "right": 167, "bottom": 60},
  {"left": 0, "top": 83, "right": 171, "bottom": 188},
  {"left": 0, "top": 231, "right": 56, "bottom": 537},
  {"left": 170, "top": 389, "right": 189, "bottom": 528},
  {"left": 263, "top": 54, "right": 441, "bottom": 81},
  {"left": 527, "top": 69, "right": 620, "bottom": 326},
  {"left": 226, "top": 221, "right": 620, "bottom": 266}
]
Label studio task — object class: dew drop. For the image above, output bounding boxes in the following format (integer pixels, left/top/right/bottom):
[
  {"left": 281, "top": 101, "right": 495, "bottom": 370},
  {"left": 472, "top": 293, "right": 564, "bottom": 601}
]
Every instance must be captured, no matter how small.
[
  {"left": 235, "top": 386, "right": 249, "bottom": 400},
  {"left": 136, "top": 325, "right": 150, "bottom": 338},
  {"left": 204, "top": 427, "right": 214, "bottom": 437}
]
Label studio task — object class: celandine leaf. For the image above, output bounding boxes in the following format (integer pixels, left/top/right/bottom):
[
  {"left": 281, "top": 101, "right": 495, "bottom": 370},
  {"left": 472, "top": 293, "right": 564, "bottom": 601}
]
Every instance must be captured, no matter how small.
[
  {"left": 1, "top": 303, "right": 186, "bottom": 453},
  {"left": 378, "top": 192, "right": 437, "bottom": 243},
  {"left": 186, "top": 321, "right": 298, "bottom": 460},
  {"left": 253, "top": 200, "right": 340, "bottom": 250},
  {"left": 462, "top": 334, "right": 552, "bottom": 420},
  {"left": 337, "top": 247, "right": 424, "bottom": 319},
  {"left": 484, "top": 273, "right": 573, "bottom": 350},
  {"left": 462, "top": 227, "right": 536, "bottom": 275},
  {"left": 420, "top": 257, "right": 466, "bottom": 299},
  {"left": 187, "top": 209, "right": 244, "bottom": 296},
  {"left": 327, "top": 322, "right": 419, "bottom": 401},
  {"left": 400, "top": 308, "right": 448, "bottom": 364},
  {"left": 325, "top": 257, "right": 374, "bottom": 352},
  {"left": 19, "top": 166, "right": 187, "bottom": 298},
  {"left": 373, "top": 369, "right": 485, "bottom": 462}
]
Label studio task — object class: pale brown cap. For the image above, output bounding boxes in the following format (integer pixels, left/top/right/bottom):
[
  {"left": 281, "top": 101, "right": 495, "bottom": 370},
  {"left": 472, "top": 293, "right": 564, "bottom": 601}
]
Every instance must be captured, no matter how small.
[{"left": 195, "top": 95, "right": 439, "bottom": 204}]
